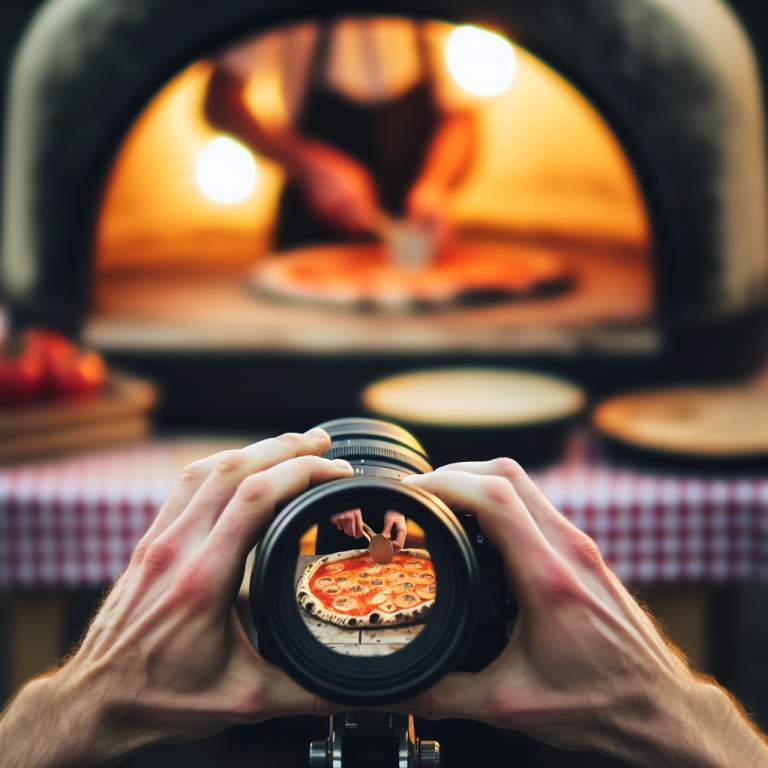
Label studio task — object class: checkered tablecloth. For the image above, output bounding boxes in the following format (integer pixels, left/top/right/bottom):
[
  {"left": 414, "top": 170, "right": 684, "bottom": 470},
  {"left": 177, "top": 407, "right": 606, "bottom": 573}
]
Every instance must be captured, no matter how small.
[{"left": 1, "top": 435, "right": 767, "bottom": 587}]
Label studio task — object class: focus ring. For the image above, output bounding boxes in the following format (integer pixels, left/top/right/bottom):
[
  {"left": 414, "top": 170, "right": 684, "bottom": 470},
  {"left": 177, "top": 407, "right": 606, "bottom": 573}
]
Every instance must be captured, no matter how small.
[{"left": 325, "top": 441, "right": 432, "bottom": 473}]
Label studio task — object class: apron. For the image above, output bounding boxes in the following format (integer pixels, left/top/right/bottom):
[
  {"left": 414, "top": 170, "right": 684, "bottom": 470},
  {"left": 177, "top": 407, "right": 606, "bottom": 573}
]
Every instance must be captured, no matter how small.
[{"left": 273, "top": 20, "right": 439, "bottom": 251}]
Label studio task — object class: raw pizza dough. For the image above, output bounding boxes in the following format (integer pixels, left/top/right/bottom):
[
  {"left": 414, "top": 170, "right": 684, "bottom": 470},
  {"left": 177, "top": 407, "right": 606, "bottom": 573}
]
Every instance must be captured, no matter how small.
[
  {"left": 253, "top": 241, "right": 572, "bottom": 311},
  {"left": 296, "top": 548, "right": 436, "bottom": 628}
]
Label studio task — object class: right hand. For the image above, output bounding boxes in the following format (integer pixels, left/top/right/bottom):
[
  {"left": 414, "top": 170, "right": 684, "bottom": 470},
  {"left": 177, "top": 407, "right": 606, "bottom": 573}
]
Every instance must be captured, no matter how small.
[
  {"left": 296, "top": 143, "right": 379, "bottom": 233},
  {"left": 401, "top": 460, "right": 768, "bottom": 767}
]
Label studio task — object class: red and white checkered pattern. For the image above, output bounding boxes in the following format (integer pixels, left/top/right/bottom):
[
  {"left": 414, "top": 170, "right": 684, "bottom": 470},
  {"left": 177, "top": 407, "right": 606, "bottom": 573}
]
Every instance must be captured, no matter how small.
[{"left": 1, "top": 436, "right": 767, "bottom": 587}]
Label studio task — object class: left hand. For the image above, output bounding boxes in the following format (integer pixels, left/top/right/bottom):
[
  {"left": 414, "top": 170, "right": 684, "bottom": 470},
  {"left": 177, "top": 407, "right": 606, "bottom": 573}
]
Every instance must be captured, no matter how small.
[
  {"left": 382, "top": 510, "right": 407, "bottom": 551},
  {"left": 0, "top": 430, "right": 352, "bottom": 767},
  {"left": 405, "top": 180, "right": 451, "bottom": 254}
]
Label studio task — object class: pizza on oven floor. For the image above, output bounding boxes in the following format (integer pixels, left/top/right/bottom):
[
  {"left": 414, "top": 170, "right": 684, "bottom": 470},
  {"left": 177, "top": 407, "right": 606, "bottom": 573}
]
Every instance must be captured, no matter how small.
[
  {"left": 253, "top": 241, "right": 572, "bottom": 311},
  {"left": 296, "top": 548, "right": 436, "bottom": 628}
]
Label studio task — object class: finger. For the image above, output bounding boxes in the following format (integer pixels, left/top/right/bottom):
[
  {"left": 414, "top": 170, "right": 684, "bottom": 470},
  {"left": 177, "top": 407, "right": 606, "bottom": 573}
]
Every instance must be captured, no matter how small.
[
  {"left": 437, "top": 459, "right": 605, "bottom": 574},
  {"left": 204, "top": 456, "right": 353, "bottom": 595},
  {"left": 403, "top": 471, "right": 566, "bottom": 604},
  {"left": 353, "top": 510, "right": 364, "bottom": 539},
  {"left": 166, "top": 429, "right": 332, "bottom": 545},
  {"left": 393, "top": 527, "right": 407, "bottom": 550},
  {"left": 382, "top": 515, "right": 394, "bottom": 537}
]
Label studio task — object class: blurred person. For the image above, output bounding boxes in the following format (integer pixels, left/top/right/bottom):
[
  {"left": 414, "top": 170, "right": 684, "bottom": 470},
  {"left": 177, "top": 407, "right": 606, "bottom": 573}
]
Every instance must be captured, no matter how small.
[
  {"left": 1, "top": 429, "right": 767, "bottom": 766},
  {"left": 204, "top": 18, "right": 477, "bottom": 251}
]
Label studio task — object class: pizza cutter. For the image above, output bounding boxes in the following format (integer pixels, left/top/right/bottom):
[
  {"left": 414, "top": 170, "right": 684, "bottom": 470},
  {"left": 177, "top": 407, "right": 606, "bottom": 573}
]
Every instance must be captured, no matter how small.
[
  {"left": 373, "top": 211, "right": 434, "bottom": 268},
  {"left": 361, "top": 522, "right": 394, "bottom": 564}
]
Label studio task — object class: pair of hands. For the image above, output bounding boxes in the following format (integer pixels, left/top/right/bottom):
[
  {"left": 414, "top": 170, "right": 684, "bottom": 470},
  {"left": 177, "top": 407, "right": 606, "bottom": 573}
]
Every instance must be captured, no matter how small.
[
  {"left": 2, "top": 429, "right": 765, "bottom": 768},
  {"left": 329, "top": 508, "right": 407, "bottom": 551},
  {"left": 295, "top": 141, "right": 449, "bottom": 247}
]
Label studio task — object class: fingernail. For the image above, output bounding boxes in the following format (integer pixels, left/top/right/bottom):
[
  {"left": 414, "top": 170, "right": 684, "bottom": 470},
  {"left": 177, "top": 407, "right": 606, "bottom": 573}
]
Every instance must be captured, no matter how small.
[
  {"left": 333, "top": 459, "right": 353, "bottom": 471},
  {"left": 305, "top": 427, "right": 328, "bottom": 440}
]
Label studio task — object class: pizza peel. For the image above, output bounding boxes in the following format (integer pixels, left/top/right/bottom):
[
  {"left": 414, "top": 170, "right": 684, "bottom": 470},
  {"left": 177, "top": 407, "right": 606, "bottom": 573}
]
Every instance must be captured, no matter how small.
[{"left": 361, "top": 522, "right": 394, "bottom": 564}]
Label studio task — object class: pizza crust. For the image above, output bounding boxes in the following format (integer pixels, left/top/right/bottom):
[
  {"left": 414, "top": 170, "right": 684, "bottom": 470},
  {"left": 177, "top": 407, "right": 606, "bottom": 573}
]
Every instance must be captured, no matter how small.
[{"left": 296, "top": 548, "right": 435, "bottom": 628}]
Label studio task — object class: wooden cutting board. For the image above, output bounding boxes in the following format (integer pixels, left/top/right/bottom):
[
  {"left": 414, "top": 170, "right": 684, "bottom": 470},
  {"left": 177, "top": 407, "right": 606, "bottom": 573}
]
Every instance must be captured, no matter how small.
[
  {"left": 0, "top": 371, "right": 158, "bottom": 463},
  {"left": 593, "top": 384, "right": 768, "bottom": 458}
]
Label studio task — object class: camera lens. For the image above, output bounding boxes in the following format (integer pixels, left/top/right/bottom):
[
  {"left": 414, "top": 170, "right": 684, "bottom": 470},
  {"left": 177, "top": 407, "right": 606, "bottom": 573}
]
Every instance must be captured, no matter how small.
[{"left": 250, "top": 418, "right": 481, "bottom": 705}]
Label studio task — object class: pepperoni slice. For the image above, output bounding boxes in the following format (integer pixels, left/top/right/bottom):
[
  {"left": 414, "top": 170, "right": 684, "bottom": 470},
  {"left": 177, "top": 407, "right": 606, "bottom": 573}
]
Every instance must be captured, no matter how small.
[
  {"left": 416, "top": 585, "right": 436, "bottom": 600},
  {"left": 332, "top": 596, "right": 359, "bottom": 613},
  {"left": 378, "top": 600, "right": 398, "bottom": 613},
  {"left": 416, "top": 571, "right": 435, "bottom": 583},
  {"left": 326, "top": 563, "right": 345, "bottom": 573},
  {"left": 369, "top": 591, "right": 390, "bottom": 605},
  {"left": 394, "top": 592, "right": 419, "bottom": 608}
]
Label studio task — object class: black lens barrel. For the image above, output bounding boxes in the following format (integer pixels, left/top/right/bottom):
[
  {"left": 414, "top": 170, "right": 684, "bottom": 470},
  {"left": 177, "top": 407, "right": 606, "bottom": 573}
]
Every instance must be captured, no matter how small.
[{"left": 250, "top": 418, "right": 480, "bottom": 705}]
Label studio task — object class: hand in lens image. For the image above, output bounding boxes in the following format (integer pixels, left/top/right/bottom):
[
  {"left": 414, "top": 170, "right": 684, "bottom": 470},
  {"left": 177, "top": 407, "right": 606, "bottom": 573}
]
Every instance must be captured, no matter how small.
[{"left": 329, "top": 508, "right": 407, "bottom": 550}]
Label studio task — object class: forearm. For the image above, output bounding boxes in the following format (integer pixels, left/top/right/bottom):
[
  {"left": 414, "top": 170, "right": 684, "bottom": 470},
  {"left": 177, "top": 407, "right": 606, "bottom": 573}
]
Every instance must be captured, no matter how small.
[
  {"left": 622, "top": 678, "right": 768, "bottom": 768},
  {"left": 412, "top": 110, "right": 475, "bottom": 191},
  {"left": 204, "top": 66, "right": 323, "bottom": 176},
  {"left": 0, "top": 670, "right": 134, "bottom": 768}
]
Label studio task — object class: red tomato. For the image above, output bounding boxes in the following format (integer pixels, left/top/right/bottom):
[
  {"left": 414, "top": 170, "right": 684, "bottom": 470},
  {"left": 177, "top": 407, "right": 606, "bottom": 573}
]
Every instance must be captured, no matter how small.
[
  {"left": 0, "top": 328, "right": 109, "bottom": 406},
  {"left": 0, "top": 337, "right": 47, "bottom": 407},
  {"left": 49, "top": 348, "right": 108, "bottom": 399}
]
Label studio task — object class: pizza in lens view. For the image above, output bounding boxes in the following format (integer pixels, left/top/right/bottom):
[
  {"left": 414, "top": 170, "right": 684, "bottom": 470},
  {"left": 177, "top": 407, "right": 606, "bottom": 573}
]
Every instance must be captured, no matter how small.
[{"left": 297, "top": 549, "right": 436, "bottom": 629}]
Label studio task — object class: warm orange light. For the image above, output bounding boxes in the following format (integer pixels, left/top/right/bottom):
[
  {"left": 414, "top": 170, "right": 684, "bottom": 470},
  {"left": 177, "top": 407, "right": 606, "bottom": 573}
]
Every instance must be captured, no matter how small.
[
  {"left": 446, "top": 25, "right": 517, "bottom": 97},
  {"left": 196, "top": 136, "right": 258, "bottom": 204}
]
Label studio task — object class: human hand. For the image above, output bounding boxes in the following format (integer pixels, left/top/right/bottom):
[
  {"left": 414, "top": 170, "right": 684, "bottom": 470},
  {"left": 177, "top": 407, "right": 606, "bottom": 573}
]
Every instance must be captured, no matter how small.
[
  {"left": 382, "top": 510, "right": 407, "bottom": 551},
  {"left": 296, "top": 142, "right": 379, "bottom": 233},
  {"left": 0, "top": 430, "right": 353, "bottom": 767},
  {"left": 330, "top": 508, "right": 364, "bottom": 538},
  {"left": 405, "top": 180, "right": 451, "bottom": 254},
  {"left": 402, "top": 459, "right": 768, "bottom": 767}
]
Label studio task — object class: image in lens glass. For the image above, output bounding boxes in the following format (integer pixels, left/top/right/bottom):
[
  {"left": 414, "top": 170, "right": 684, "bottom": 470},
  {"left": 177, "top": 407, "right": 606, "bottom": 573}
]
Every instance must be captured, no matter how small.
[{"left": 295, "top": 512, "right": 435, "bottom": 656}]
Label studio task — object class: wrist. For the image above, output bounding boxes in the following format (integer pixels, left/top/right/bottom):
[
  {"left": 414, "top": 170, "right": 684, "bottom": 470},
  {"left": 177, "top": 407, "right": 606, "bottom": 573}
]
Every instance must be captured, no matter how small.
[
  {"left": 0, "top": 666, "right": 140, "bottom": 768},
  {"left": 621, "top": 676, "right": 768, "bottom": 768}
]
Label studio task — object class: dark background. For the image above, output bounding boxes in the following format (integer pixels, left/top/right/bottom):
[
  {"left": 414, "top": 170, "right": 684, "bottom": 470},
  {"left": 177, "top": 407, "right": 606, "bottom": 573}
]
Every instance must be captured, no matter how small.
[{"left": 1, "top": 0, "right": 768, "bottom": 222}]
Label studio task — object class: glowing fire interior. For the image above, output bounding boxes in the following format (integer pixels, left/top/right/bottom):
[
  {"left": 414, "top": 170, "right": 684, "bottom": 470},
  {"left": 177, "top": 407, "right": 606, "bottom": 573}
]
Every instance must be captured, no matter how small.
[{"left": 93, "top": 20, "right": 649, "bottom": 275}]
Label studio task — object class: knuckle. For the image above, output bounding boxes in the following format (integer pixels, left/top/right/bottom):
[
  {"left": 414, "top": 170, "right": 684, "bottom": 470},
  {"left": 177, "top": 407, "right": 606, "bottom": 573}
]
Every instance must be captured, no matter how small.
[
  {"left": 570, "top": 531, "right": 606, "bottom": 571},
  {"left": 276, "top": 431, "right": 304, "bottom": 450},
  {"left": 480, "top": 476, "right": 515, "bottom": 506},
  {"left": 130, "top": 537, "right": 151, "bottom": 567},
  {"left": 488, "top": 682, "right": 520, "bottom": 728},
  {"left": 172, "top": 559, "right": 212, "bottom": 605},
  {"left": 238, "top": 473, "right": 271, "bottom": 504},
  {"left": 493, "top": 457, "right": 525, "bottom": 481},
  {"left": 539, "top": 565, "right": 589, "bottom": 605},
  {"left": 180, "top": 459, "right": 209, "bottom": 485},
  {"left": 214, "top": 450, "right": 247, "bottom": 475},
  {"left": 233, "top": 680, "right": 268, "bottom": 722},
  {"left": 142, "top": 537, "right": 179, "bottom": 577}
]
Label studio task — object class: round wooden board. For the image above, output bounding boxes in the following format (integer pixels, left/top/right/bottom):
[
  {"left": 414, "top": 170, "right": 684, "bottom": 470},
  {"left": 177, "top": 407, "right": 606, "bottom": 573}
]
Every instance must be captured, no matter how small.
[
  {"left": 593, "top": 385, "right": 768, "bottom": 458},
  {"left": 362, "top": 367, "right": 586, "bottom": 428},
  {"left": 251, "top": 240, "right": 572, "bottom": 311}
]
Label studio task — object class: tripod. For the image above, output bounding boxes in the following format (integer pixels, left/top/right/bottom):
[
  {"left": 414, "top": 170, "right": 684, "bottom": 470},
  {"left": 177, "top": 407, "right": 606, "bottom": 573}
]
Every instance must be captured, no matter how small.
[{"left": 309, "top": 711, "right": 439, "bottom": 768}]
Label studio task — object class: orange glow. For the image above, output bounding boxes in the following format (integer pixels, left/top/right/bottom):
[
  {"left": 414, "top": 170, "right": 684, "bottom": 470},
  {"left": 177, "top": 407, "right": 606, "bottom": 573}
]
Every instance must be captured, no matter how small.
[
  {"left": 446, "top": 25, "right": 517, "bottom": 97},
  {"left": 94, "top": 23, "right": 649, "bottom": 274}
]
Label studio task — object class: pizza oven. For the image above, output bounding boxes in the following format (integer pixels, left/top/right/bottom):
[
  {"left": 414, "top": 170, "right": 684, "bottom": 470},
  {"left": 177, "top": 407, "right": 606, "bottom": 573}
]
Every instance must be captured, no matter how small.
[{"left": 2, "top": 0, "right": 767, "bottom": 425}]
